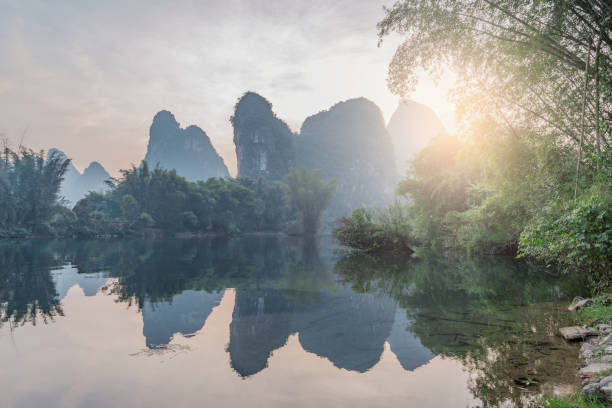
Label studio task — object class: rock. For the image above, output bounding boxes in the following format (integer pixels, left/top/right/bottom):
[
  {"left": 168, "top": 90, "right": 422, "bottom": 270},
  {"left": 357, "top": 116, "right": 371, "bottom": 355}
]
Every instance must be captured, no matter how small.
[
  {"left": 579, "top": 363, "right": 612, "bottom": 378},
  {"left": 145, "top": 110, "right": 229, "bottom": 182},
  {"left": 560, "top": 326, "right": 598, "bottom": 341},
  {"left": 232, "top": 92, "right": 295, "bottom": 181},
  {"left": 582, "top": 342, "right": 598, "bottom": 353},
  {"left": 601, "top": 376, "right": 612, "bottom": 387},
  {"left": 597, "top": 324, "right": 612, "bottom": 333},
  {"left": 569, "top": 298, "right": 593, "bottom": 311},
  {"left": 583, "top": 383, "right": 601, "bottom": 397},
  {"left": 602, "top": 384, "right": 612, "bottom": 398},
  {"left": 581, "top": 349, "right": 596, "bottom": 359},
  {"left": 601, "top": 333, "right": 612, "bottom": 346},
  {"left": 602, "top": 355, "right": 612, "bottom": 363},
  {"left": 297, "top": 98, "right": 397, "bottom": 220},
  {"left": 605, "top": 346, "right": 612, "bottom": 355}
]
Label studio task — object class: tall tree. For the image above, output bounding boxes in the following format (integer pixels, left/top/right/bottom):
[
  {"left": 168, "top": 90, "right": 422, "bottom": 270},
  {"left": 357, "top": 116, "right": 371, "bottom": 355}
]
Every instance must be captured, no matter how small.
[
  {"left": 378, "top": 0, "right": 611, "bottom": 152},
  {"left": 281, "top": 168, "right": 336, "bottom": 235}
]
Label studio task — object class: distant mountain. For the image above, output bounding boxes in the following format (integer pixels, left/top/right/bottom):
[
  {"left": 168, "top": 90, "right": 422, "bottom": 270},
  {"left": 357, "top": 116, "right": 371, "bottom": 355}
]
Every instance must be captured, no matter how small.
[
  {"left": 232, "top": 92, "right": 295, "bottom": 181},
  {"left": 47, "top": 147, "right": 80, "bottom": 189},
  {"left": 48, "top": 149, "right": 111, "bottom": 207},
  {"left": 296, "top": 97, "right": 397, "bottom": 220},
  {"left": 73, "top": 161, "right": 110, "bottom": 198},
  {"left": 145, "top": 110, "right": 229, "bottom": 181},
  {"left": 387, "top": 100, "right": 445, "bottom": 176}
]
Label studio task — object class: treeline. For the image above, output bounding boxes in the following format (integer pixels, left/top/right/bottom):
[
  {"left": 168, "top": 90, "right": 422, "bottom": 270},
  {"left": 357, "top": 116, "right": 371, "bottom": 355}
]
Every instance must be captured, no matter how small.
[
  {"left": 0, "top": 148, "right": 335, "bottom": 238},
  {"left": 336, "top": 0, "right": 611, "bottom": 290}
]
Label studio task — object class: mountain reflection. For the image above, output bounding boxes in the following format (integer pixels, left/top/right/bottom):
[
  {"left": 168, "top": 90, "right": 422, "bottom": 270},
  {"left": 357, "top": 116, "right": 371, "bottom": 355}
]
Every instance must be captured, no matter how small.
[{"left": 0, "top": 237, "right": 587, "bottom": 405}]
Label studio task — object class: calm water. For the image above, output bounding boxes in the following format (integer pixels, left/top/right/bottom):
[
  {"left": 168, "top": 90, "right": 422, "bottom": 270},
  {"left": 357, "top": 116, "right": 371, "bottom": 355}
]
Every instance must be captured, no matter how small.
[{"left": 0, "top": 237, "right": 585, "bottom": 407}]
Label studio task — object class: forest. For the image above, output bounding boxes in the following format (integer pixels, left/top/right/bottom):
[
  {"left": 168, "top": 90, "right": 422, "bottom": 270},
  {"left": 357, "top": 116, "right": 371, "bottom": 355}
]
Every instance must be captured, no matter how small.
[
  {"left": 0, "top": 149, "right": 335, "bottom": 238},
  {"left": 335, "top": 0, "right": 611, "bottom": 292}
]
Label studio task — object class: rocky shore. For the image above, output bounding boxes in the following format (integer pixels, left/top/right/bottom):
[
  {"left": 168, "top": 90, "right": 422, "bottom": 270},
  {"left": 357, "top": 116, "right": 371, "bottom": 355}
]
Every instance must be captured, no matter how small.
[{"left": 560, "top": 297, "right": 612, "bottom": 402}]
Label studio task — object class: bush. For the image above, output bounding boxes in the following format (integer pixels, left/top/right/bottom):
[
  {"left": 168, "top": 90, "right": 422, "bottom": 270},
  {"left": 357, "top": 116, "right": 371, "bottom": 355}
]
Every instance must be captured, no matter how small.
[
  {"left": 334, "top": 206, "right": 415, "bottom": 254},
  {"left": 181, "top": 211, "right": 198, "bottom": 230},
  {"left": 138, "top": 212, "right": 155, "bottom": 228},
  {"left": 518, "top": 186, "right": 612, "bottom": 292}
]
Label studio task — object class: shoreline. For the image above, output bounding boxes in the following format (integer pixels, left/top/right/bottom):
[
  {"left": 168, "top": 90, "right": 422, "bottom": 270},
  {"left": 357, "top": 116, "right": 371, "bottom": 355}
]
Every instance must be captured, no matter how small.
[{"left": 556, "top": 296, "right": 612, "bottom": 404}]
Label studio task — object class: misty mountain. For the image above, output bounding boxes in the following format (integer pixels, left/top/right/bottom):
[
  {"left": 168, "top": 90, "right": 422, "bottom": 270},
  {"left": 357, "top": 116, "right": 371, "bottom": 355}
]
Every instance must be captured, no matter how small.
[
  {"left": 296, "top": 97, "right": 397, "bottom": 219},
  {"left": 48, "top": 148, "right": 111, "bottom": 207},
  {"left": 387, "top": 100, "right": 445, "bottom": 176},
  {"left": 145, "top": 110, "right": 229, "bottom": 181},
  {"left": 232, "top": 92, "right": 295, "bottom": 181}
]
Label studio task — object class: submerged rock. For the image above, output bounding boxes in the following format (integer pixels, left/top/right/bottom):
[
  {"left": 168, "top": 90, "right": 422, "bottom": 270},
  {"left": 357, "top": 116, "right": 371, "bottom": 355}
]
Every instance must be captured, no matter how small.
[{"left": 145, "top": 110, "right": 229, "bottom": 181}]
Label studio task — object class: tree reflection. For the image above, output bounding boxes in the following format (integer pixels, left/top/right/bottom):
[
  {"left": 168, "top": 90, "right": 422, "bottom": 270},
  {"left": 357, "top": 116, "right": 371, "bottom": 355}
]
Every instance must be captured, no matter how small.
[
  {"left": 335, "top": 250, "right": 586, "bottom": 407},
  {"left": 0, "top": 240, "right": 64, "bottom": 327},
  {"left": 0, "top": 237, "right": 588, "bottom": 405}
]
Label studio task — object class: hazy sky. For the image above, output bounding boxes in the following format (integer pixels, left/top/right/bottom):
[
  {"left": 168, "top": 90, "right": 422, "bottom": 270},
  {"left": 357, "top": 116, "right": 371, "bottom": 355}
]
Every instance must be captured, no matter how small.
[{"left": 1, "top": 0, "right": 456, "bottom": 176}]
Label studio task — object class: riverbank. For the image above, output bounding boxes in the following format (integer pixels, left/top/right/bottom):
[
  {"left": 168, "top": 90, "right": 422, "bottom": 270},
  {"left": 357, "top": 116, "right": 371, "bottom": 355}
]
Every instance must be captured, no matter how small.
[{"left": 545, "top": 295, "right": 612, "bottom": 407}]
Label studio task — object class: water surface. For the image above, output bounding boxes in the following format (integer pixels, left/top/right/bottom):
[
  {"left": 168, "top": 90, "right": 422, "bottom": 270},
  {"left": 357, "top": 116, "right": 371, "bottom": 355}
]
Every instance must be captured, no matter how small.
[{"left": 0, "top": 238, "right": 584, "bottom": 407}]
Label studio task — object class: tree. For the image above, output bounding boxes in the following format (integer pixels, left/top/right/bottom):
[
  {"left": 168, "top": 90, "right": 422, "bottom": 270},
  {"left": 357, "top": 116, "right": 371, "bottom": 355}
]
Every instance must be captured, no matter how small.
[
  {"left": 0, "top": 147, "right": 69, "bottom": 234},
  {"left": 378, "top": 0, "right": 611, "bottom": 152},
  {"left": 281, "top": 168, "right": 336, "bottom": 235}
]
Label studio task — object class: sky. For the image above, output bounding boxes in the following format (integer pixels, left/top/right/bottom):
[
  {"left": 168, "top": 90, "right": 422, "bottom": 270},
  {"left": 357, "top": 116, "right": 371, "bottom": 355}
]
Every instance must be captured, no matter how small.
[{"left": 0, "top": 0, "right": 456, "bottom": 176}]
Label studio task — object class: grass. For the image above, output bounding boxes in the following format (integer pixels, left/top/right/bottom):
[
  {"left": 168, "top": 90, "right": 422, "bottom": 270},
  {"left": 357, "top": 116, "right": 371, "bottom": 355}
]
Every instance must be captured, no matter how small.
[
  {"left": 542, "top": 394, "right": 610, "bottom": 407},
  {"left": 582, "top": 294, "right": 612, "bottom": 326}
]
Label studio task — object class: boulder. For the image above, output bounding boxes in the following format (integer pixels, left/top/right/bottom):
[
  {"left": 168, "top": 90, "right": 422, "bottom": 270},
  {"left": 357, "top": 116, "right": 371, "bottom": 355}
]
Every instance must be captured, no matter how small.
[
  {"left": 568, "top": 298, "right": 593, "bottom": 311},
  {"left": 601, "top": 333, "right": 612, "bottom": 346},
  {"left": 583, "top": 383, "right": 601, "bottom": 397},
  {"left": 602, "top": 384, "right": 612, "bottom": 399},
  {"left": 560, "top": 326, "right": 598, "bottom": 341},
  {"left": 600, "top": 376, "right": 612, "bottom": 387},
  {"left": 597, "top": 324, "right": 612, "bottom": 334},
  {"left": 579, "top": 363, "right": 612, "bottom": 378}
]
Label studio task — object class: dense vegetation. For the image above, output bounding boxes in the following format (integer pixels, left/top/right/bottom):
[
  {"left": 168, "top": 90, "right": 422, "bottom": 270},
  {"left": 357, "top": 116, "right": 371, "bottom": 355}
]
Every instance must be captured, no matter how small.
[
  {"left": 0, "top": 147, "right": 334, "bottom": 237},
  {"left": 337, "top": 0, "right": 611, "bottom": 291},
  {"left": 281, "top": 168, "right": 336, "bottom": 235},
  {"left": 0, "top": 147, "right": 69, "bottom": 237}
]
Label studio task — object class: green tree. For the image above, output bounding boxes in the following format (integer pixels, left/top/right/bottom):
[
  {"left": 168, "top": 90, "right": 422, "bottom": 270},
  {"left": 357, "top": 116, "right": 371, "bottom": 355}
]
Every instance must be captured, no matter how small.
[
  {"left": 378, "top": 0, "right": 611, "bottom": 152},
  {"left": 0, "top": 147, "right": 69, "bottom": 235},
  {"left": 281, "top": 168, "right": 336, "bottom": 235}
]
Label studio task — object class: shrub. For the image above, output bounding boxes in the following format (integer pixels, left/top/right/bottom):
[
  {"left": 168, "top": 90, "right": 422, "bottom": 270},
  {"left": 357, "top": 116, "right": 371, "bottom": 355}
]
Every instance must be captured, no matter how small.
[
  {"left": 334, "top": 206, "right": 415, "bottom": 254},
  {"left": 518, "top": 186, "right": 612, "bottom": 292}
]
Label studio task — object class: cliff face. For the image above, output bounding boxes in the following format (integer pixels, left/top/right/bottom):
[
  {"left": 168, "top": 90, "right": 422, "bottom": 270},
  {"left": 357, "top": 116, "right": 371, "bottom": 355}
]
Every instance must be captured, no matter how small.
[
  {"left": 48, "top": 149, "right": 111, "bottom": 207},
  {"left": 231, "top": 92, "right": 295, "bottom": 181},
  {"left": 145, "top": 110, "right": 229, "bottom": 181},
  {"left": 296, "top": 98, "right": 397, "bottom": 219},
  {"left": 387, "top": 100, "right": 445, "bottom": 176}
]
